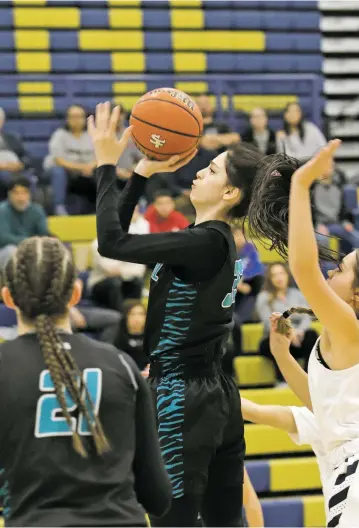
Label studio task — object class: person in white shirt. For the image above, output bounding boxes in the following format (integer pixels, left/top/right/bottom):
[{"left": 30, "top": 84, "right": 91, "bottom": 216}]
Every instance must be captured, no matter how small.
[
  {"left": 241, "top": 397, "right": 330, "bottom": 522},
  {"left": 88, "top": 207, "right": 149, "bottom": 311},
  {"left": 264, "top": 140, "right": 359, "bottom": 528}
]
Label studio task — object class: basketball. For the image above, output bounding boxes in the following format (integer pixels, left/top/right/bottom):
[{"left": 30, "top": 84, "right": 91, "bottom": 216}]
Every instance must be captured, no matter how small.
[{"left": 129, "top": 88, "right": 203, "bottom": 161}]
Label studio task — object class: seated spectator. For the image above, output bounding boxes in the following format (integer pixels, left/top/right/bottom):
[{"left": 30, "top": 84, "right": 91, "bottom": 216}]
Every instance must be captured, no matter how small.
[
  {"left": 88, "top": 207, "right": 149, "bottom": 311},
  {"left": 144, "top": 191, "right": 189, "bottom": 233},
  {"left": 241, "top": 108, "right": 276, "bottom": 155},
  {"left": 113, "top": 300, "right": 148, "bottom": 373},
  {"left": 69, "top": 305, "right": 120, "bottom": 342},
  {"left": 0, "top": 177, "right": 48, "bottom": 270},
  {"left": 148, "top": 94, "right": 240, "bottom": 214},
  {"left": 276, "top": 102, "right": 326, "bottom": 160},
  {"left": 256, "top": 263, "right": 318, "bottom": 381},
  {"left": 232, "top": 226, "right": 264, "bottom": 353},
  {"left": 114, "top": 103, "right": 142, "bottom": 190},
  {"left": 44, "top": 104, "right": 97, "bottom": 215},
  {"left": 0, "top": 108, "right": 35, "bottom": 199},
  {"left": 314, "top": 166, "right": 359, "bottom": 251}
]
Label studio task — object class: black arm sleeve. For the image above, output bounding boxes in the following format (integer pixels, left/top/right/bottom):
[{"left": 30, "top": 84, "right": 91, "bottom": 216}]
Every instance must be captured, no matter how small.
[
  {"left": 133, "top": 371, "right": 172, "bottom": 518},
  {"left": 96, "top": 165, "right": 228, "bottom": 270}
]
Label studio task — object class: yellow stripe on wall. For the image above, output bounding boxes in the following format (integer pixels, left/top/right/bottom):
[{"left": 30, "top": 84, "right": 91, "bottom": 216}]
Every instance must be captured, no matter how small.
[
  {"left": 109, "top": 8, "right": 142, "bottom": 28},
  {"left": 14, "top": 30, "right": 49, "bottom": 49},
  {"left": 113, "top": 82, "right": 146, "bottom": 93},
  {"left": 18, "top": 81, "right": 52, "bottom": 94},
  {"left": 169, "top": 0, "right": 202, "bottom": 6},
  {"left": 270, "top": 458, "right": 321, "bottom": 492},
  {"left": 16, "top": 52, "right": 51, "bottom": 72},
  {"left": 303, "top": 496, "right": 326, "bottom": 528},
  {"left": 232, "top": 94, "right": 297, "bottom": 112},
  {"left": 13, "top": 0, "right": 46, "bottom": 4},
  {"left": 113, "top": 95, "right": 140, "bottom": 108},
  {"left": 79, "top": 30, "right": 144, "bottom": 50},
  {"left": 107, "top": 0, "right": 141, "bottom": 4},
  {"left": 171, "top": 9, "right": 204, "bottom": 29},
  {"left": 175, "top": 82, "right": 208, "bottom": 94},
  {"left": 173, "top": 31, "right": 265, "bottom": 51},
  {"left": 14, "top": 8, "right": 80, "bottom": 28},
  {"left": 19, "top": 96, "right": 53, "bottom": 112},
  {"left": 173, "top": 52, "right": 206, "bottom": 72},
  {"left": 111, "top": 52, "right": 145, "bottom": 72}
]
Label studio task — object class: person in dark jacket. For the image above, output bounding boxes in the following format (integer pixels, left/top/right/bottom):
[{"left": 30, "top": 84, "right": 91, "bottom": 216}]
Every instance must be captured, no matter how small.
[
  {"left": 0, "top": 107, "right": 35, "bottom": 198},
  {"left": 114, "top": 300, "right": 148, "bottom": 374},
  {"left": 0, "top": 176, "right": 48, "bottom": 270},
  {"left": 241, "top": 108, "right": 276, "bottom": 156}
]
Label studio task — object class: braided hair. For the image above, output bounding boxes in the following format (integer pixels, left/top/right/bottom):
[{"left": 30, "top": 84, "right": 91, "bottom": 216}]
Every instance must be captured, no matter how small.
[
  {"left": 4, "top": 237, "right": 110, "bottom": 457},
  {"left": 276, "top": 307, "right": 315, "bottom": 337}
]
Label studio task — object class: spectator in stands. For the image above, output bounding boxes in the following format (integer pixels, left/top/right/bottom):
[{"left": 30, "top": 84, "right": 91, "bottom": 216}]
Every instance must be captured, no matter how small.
[
  {"left": 0, "top": 107, "right": 35, "bottom": 199},
  {"left": 44, "top": 104, "right": 97, "bottom": 216},
  {"left": 88, "top": 207, "right": 149, "bottom": 311},
  {"left": 144, "top": 190, "right": 189, "bottom": 233},
  {"left": 69, "top": 305, "right": 120, "bottom": 342},
  {"left": 232, "top": 226, "right": 264, "bottom": 353},
  {"left": 113, "top": 300, "right": 148, "bottom": 373},
  {"left": 314, "top": 165, "right": 359, "bottom": 251},
  {"left": 276, "top": 102, "right": 326, "bottom": 160},
  {"left": 0, "top": 177, "right": 48, "bottom": 270},
  {"left": 256, "top": 263, "right": 318, "bottom": 380},
  {"left": 241, "top": 107, "right": 276, "bottom": 155},
  {"left": 114, "top": 103, "right": 143, "bottom": 190}
]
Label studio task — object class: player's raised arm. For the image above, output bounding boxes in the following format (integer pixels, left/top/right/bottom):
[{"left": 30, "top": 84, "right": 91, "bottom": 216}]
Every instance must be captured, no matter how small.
[
  {"left": 90, "top": 103, "right": 227, "bottom": 269},
  {"left": 287, "top": 141, "right": 359, "bottom": 367}
]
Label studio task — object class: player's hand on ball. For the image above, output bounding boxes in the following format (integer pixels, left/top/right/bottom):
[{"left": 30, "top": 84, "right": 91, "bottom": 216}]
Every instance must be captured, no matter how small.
[
  {"left": 88, "top": 102, "right": 133, "bottom": 167},
  {"left": 134, "top": 149, "right": 198, "bottom": 179}
]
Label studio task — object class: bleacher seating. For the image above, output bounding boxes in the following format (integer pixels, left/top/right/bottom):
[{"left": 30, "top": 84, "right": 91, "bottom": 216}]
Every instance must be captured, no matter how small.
[
  {"left": 0, "top": 2, "right": 328, "bottom": 525},
  {"left": 0, "top": 0, "right": 322, "bottom": 163}
]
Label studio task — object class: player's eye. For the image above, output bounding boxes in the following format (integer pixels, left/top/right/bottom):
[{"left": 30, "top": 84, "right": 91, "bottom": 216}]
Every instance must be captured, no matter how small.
[
  {"left": 337, "top": 263, "right": 343, "bottom": 272},
  {"left": 209, "top": 166, "right": 215, "bottom": 174}
]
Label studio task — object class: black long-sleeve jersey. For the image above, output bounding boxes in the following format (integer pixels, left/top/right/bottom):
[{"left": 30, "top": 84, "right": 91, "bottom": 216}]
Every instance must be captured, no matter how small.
[
  {"left": 0, "top": 333, "right": 171, "bottom": 527},
  {"left": 96, "top": 166, "right": 242, "bottom": 371}
]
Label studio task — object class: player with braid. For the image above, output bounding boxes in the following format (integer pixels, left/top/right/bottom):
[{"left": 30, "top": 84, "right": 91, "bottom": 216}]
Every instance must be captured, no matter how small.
[{"left": 0, "top": 236, "right": 171, "bottom": 527}]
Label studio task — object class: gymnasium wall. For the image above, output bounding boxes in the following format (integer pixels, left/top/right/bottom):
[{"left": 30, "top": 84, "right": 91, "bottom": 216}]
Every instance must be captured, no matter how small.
[{"left": 0, "top": 0, "right": 322, "bottom": 161}]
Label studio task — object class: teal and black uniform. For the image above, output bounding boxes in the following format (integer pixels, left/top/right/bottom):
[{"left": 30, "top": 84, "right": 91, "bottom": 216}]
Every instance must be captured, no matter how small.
[{"left": 97, "top": 166, "right": 245, "bottom": 527}]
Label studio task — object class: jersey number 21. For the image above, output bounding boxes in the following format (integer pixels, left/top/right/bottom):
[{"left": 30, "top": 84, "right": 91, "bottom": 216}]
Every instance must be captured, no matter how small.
[
  {"left": 222, "top": 260, "right": 243, "bottom": 308},
  {"left": 34, "top": 368, "right": 102, "bottom": 438}
]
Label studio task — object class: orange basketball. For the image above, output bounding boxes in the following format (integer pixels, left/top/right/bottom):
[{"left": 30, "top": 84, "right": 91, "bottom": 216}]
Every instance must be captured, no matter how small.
[{"left": 129, "top": 88, "right": 203, "bottom": 161}]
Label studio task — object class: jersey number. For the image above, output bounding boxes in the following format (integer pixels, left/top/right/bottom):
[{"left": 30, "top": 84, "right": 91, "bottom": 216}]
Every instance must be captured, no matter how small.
[
  {"left": 222, "top": 259, "right": 243, "bottom": 308},
  {"left": 34, "top": 368, "right": 102, "bottom": 438},
  {"left": 151, "top": 262, "right": 163, "bottom": 282}
]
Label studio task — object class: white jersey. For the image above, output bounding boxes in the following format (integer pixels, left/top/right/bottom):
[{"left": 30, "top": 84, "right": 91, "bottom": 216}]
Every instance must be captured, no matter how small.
[
  {"left": 307, "top": 338, "right": 359, "bottom": 527},
  {"left": 308, "top": 338, "right": 359, "bottom": 469},
  {"left": 289, "top": 406, "right": 330, "bottom": 519}
]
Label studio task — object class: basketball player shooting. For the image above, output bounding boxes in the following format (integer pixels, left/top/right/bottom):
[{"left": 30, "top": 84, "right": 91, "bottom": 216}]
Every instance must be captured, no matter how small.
[{"left": 89, "top": 102, "right": 316, "bottom": 528}]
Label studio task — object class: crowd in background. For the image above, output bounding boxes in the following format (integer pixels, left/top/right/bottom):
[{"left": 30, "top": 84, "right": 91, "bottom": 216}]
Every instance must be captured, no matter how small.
[{"left": 0, "top": 94, "right": 358, "bottom": 382}]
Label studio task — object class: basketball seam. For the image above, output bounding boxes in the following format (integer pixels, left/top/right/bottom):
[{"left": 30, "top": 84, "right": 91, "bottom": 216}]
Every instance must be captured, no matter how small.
[
  {"left": 132, "top": 97, "right": 202, "bottom": 135},
  {"left": 130, "top": 114, "right": 200, "bottom": 139},
  {"left": 132, "top": 134, "right": 199, "bottom": 157}
]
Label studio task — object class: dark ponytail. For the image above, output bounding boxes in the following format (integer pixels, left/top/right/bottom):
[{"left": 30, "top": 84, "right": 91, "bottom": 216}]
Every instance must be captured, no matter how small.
[
  {"left": 225, "top": 142, "right": 265, "bottom": 220},
  {"left": 5, "top": 237, "right": 110, "bottom": 457},
  {"left": 247, "top": 153, "right": 338, "bottom": 262}
]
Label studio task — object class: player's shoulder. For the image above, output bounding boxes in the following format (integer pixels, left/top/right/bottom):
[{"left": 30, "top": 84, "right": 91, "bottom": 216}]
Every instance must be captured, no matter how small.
[
  {"left": 69, "top": 334, "right": 141, "bottom": 378},
  {"left": 194, "top": 220, "right": 232, "bottom": 240}
]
